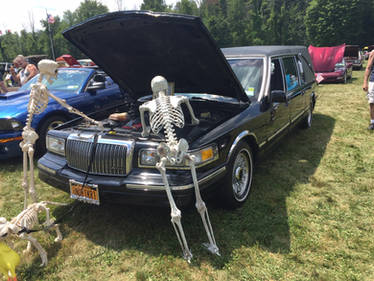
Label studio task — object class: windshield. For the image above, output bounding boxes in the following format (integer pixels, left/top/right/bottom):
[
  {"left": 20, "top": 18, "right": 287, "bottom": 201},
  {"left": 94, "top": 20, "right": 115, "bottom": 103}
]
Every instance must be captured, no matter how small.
[
  {"left": 335, "top": 60, "right": 345, "bottom": 68},
  {"left": 20, "top": 69, "right": 91, "bottom": 93},
  {"left": 228, "top": 58, "right": 264, "bottom": 100}
]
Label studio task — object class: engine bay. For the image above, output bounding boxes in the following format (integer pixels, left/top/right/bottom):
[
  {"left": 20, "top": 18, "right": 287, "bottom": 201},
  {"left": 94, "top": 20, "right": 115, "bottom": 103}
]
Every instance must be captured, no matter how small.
[{"left": 65, "top": 97, "right": 243, "bottom": 143}]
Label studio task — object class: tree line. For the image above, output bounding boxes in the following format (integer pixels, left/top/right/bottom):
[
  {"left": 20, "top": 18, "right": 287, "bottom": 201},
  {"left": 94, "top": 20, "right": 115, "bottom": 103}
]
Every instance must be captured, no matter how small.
[{"left": 0, "top": 0, "right": 373, "bottom": 62}]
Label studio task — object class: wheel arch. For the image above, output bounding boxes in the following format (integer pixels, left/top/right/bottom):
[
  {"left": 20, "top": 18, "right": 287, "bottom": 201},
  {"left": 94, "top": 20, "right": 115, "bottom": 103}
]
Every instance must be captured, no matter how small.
[
  {"left": 227, "top": 130, "right": 259, "bottom": 163},
  {"left": 35, "top": 110, "right": 70, "bottom": 133}
]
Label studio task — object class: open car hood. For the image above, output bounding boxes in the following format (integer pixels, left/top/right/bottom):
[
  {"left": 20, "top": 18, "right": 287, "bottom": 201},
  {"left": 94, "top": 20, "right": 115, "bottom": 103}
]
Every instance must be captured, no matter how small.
[
  {"left": 63, "top": 11, "right": 248, "bottom": 102},
  {"left": 308, "top": 44, "right": 345, "bottom": 72}
]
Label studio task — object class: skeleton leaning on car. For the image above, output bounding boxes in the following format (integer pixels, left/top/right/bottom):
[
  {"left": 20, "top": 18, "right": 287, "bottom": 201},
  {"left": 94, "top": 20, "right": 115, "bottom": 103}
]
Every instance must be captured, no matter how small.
[{"left": 139, "top": 75, "right": 220, "bottom": 262}]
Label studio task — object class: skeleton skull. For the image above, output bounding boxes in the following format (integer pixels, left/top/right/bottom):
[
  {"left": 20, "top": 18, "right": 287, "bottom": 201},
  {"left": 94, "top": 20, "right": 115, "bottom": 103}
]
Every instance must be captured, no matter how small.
[
  {"left": 37, "top": 59, "right": 58, "bottom": 83},
  {"left": 151, "top": 75, "right": 168, "bottom": 98}
]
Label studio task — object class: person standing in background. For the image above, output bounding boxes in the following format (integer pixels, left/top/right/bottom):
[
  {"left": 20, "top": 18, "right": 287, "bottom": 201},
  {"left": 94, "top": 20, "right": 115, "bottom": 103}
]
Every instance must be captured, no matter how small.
[
  {"left": 10, "top": 55, "right": 38, "bottom": 86},
  {"left": 363, "top": 50, "right": 374, "bottom": 130}
]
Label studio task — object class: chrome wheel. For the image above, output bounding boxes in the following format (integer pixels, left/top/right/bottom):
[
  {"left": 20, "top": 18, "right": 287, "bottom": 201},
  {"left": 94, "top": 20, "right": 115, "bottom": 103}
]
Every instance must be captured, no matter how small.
[{"left": 231, "top": 148, "right": 253, "bottom": 202}]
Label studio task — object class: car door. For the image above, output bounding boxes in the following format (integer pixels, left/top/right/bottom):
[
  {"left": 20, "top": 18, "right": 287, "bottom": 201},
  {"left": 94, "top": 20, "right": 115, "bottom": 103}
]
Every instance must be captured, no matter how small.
[
  {"left": 298, "top": 54, "right": 317, "bottom": 109},
  {"left": 266, "top": 58, "right": 290, "bottom": 142},
  {"left": 281, "top": 56, "right": 305, "bottom": 124}
]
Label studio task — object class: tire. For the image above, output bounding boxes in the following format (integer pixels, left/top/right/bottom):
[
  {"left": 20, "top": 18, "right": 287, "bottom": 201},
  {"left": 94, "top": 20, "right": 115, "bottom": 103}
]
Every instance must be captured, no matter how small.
[
  {"left": 219, "top": 142, "right": 254, "bottom": 209},
  {"left": 300, "top": 103, "right": 313, "bottom": 129},
  {"left": 36, "top": 115, "right": 67, "bottom": 156}
]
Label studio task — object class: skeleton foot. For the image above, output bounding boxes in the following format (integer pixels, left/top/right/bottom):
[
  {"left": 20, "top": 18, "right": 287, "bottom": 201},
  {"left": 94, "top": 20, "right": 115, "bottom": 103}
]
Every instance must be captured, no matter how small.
[
  {"left": 53, "top": 224, "right": 63, "bottom": 242},
  {"left": 22, "top": 234, "right": 48, "bottom": 266},
  {"left": 196, "top": 201, "right": 220, "bottom": 256},
  {"left": 23, "top": 241, "right": 32, "bottom": 254}
]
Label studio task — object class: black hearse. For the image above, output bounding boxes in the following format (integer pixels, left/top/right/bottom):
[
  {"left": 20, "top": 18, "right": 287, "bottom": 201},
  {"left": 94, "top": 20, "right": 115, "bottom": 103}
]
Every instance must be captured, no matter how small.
[{"left": 38, "top": 11, "right": 317, "bottom": 209}]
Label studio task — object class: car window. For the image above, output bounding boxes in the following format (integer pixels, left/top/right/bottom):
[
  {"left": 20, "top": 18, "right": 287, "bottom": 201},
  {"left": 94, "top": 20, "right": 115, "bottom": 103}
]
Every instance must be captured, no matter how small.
[
  {"left": 282, "top": 57, "right": 300, "bottom": 92},
  {"left": 228, "top": 58, "right": 264, "bottom": 100},
  {"left": 300, "top": 56, "right": 315, "bottom": 84},
  {"left": 296, "top": 57, "right": 305, "bottom": 85},
  {"left": 270, "top": 59, "right": 284, "bottom": 92},
  {"left": 20, "top": 69, "right": 91, "bottom": 93}
]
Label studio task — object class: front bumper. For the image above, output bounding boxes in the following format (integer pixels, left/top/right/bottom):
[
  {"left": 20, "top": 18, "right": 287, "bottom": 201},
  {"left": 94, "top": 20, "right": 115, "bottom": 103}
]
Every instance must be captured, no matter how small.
[
  {"left": 38, "top": 152, "right": 226, "bottom": 207},
  {"left": 0, "top": 132, "right": 22, "bottom": 159},
  {"left": 316, "top": 71, "right": 345, "bottom": 82}
]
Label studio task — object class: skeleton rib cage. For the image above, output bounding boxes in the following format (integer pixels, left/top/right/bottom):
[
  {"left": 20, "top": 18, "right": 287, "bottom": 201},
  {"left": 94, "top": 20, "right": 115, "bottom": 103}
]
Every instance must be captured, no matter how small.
[{"left": 150, "top": 95, "right": 185, "bottom": 144}]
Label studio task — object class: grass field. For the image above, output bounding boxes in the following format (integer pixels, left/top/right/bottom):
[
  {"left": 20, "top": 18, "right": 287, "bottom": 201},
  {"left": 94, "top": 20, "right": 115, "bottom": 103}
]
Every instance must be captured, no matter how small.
[{"left": 1, "top": 67, "right": 373, "bottom": 281}]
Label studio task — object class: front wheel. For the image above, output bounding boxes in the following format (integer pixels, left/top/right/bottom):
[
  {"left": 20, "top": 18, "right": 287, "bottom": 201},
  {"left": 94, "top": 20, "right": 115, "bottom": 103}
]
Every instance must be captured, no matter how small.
[{"left": 219, "top": 142, "right": 254, "bottom": 209}]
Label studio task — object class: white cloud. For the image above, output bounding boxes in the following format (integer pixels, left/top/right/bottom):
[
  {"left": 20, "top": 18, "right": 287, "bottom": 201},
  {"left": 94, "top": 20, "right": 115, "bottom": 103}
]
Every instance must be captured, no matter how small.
[{"left": 0, "top": 0, "right": 176, "bottom": 34}]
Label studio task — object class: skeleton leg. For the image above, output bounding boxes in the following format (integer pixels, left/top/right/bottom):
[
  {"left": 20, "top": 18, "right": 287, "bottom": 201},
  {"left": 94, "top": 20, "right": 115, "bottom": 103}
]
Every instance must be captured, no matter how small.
[
  {"left": 21, "top": 145, "right": 29, "bottom": 210},
  {"left": 27, "top": 146, "right": 37, "bottom": 204},
  {"left": 41, "top": 205, "right": 63, "bottom": 242},
  {"left": 52, "top": 224, "right": 63, "bottom": 242},
  {"left": 187, "top": 155, "right": 220, "bottom": 256},
  {"left": 20, "top": 233, "right": 48, "bottom": 266},
  {"left": 156, "top": 157, "right": 193, "bottom": 262}
]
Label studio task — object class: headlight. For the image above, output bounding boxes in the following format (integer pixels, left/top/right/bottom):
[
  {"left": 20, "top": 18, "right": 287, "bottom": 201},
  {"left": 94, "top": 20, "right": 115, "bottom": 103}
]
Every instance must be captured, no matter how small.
[
  {"left": 0, "top": 118, "right": 23, "bottom": 131},
  {"left": 190, "top": 145, "right": 218, "bottom": 165},
  {"left": 139, "top": 145, "right": 218, "bottom": 168},
  {"left": 46, "top": 135, "right": 65, "bottom": 156},
  {"left": 139, "top": 149, "right": 158, "bottom": 166}
]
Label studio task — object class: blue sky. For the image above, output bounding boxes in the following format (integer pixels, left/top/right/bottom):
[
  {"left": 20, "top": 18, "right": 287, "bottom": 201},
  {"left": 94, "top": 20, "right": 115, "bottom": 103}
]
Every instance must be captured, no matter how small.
[{"left": 0, "top": 0, "right": 176, "bottom": 34}]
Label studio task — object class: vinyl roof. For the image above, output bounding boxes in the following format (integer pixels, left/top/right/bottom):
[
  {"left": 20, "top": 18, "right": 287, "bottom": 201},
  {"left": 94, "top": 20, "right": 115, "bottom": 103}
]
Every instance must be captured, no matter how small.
[{"left": 222, "top": 45, "right": 308, "bottom": 57}]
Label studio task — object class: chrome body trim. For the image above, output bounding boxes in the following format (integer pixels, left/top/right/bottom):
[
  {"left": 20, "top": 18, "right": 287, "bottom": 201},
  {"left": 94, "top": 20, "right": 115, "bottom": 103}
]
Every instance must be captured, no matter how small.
[
  {"left": 228, "top": 130, "right": 257, "bottom": 160},
  {"left": 290, "top": 108, "right": 307, "bottom": 123},
  {"left": 268, "top": 122, "right": 289, "bottom": 142},
  {"left": 126, "top": 166, "right": 227, "bottom": 191},
  {"left": 37, "top": 162, "right": 57, "bottom": 175}
]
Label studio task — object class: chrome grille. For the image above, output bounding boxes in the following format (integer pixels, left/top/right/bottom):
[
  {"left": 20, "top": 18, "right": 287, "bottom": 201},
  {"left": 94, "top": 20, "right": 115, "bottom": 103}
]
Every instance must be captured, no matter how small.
[{"left": 66, "top": 134, "right": 133, "bottom": 176}]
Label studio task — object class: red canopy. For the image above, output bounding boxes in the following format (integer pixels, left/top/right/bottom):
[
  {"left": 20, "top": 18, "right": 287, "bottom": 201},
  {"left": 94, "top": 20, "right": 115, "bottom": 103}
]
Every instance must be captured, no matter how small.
[
  {"left": 308, "top": 44, "right": 346, "bottom": 72},
  {"left": 56, "top": 54, "right": 80, "bottom": 67}
]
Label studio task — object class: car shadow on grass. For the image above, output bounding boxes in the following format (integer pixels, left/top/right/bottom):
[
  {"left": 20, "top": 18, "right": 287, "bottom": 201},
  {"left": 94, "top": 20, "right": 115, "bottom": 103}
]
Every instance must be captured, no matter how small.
[{"left": 24, "top": 113, "right": 335, "bottom": 270}]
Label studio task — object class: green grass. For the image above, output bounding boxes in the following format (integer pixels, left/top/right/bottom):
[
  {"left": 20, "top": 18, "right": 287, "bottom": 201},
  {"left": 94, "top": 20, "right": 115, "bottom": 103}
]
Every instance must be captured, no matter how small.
[{"left": 1, "top": 68, "right": 373, "bottom": 280}]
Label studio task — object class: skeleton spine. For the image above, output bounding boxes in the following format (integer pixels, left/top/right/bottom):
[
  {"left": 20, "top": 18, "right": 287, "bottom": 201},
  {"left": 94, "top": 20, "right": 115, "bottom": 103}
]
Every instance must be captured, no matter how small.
[
  {"left": 25, "top": 75, "right": 44, "bottom": 129},
  {"left": 161, "top": 96, "right": 178, "bottom": 145}
]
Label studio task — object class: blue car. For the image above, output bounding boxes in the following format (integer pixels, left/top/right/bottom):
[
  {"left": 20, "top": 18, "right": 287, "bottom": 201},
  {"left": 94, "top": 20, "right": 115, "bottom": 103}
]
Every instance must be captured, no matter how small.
[{"left": 0, "top": 67, "right": 125, "bottom": 159}]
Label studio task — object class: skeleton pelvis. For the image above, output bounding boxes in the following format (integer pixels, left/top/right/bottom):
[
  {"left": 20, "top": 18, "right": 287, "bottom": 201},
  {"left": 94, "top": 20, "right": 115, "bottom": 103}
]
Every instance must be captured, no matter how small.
[{"left": 158, "top": 139, "right": 189, "bottom": 164}]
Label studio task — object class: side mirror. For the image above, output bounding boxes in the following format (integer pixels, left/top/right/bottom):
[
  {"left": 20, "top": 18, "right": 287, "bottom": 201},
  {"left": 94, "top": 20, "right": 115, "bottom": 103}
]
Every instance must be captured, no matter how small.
[
  {"left": 271, "top": 90, "right": 287, "bottom": 103},
  {"left": 87, "top": 82, "right": 105, "bottom": 93}
]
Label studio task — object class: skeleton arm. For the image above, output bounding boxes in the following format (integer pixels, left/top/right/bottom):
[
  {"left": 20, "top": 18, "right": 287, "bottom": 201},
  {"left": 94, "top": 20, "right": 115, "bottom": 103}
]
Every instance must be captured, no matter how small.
[
  {"left": 46, "top": 91, "right": 101, "bottom": 126},
  {"left": 177, "top": 97, "right": 199, "bottom": 126},
  {"left": 139, "top": 103, "right": 151, "bottom": 137}
]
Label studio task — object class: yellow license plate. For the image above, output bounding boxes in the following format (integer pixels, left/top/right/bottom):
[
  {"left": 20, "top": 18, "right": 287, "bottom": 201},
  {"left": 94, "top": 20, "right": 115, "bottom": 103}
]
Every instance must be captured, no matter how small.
[{"left": 69, "top": 180, "right": 100, "bottom": 205}]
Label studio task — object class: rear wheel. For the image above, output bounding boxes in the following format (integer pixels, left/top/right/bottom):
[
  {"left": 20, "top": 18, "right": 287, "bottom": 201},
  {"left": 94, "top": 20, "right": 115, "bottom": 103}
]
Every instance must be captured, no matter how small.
[
  {"left": 219, "top": 142, "right": 254, "bottom": 209},
  {"left": 36, "top": 115, "right": 67, "bottom": 156}
]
